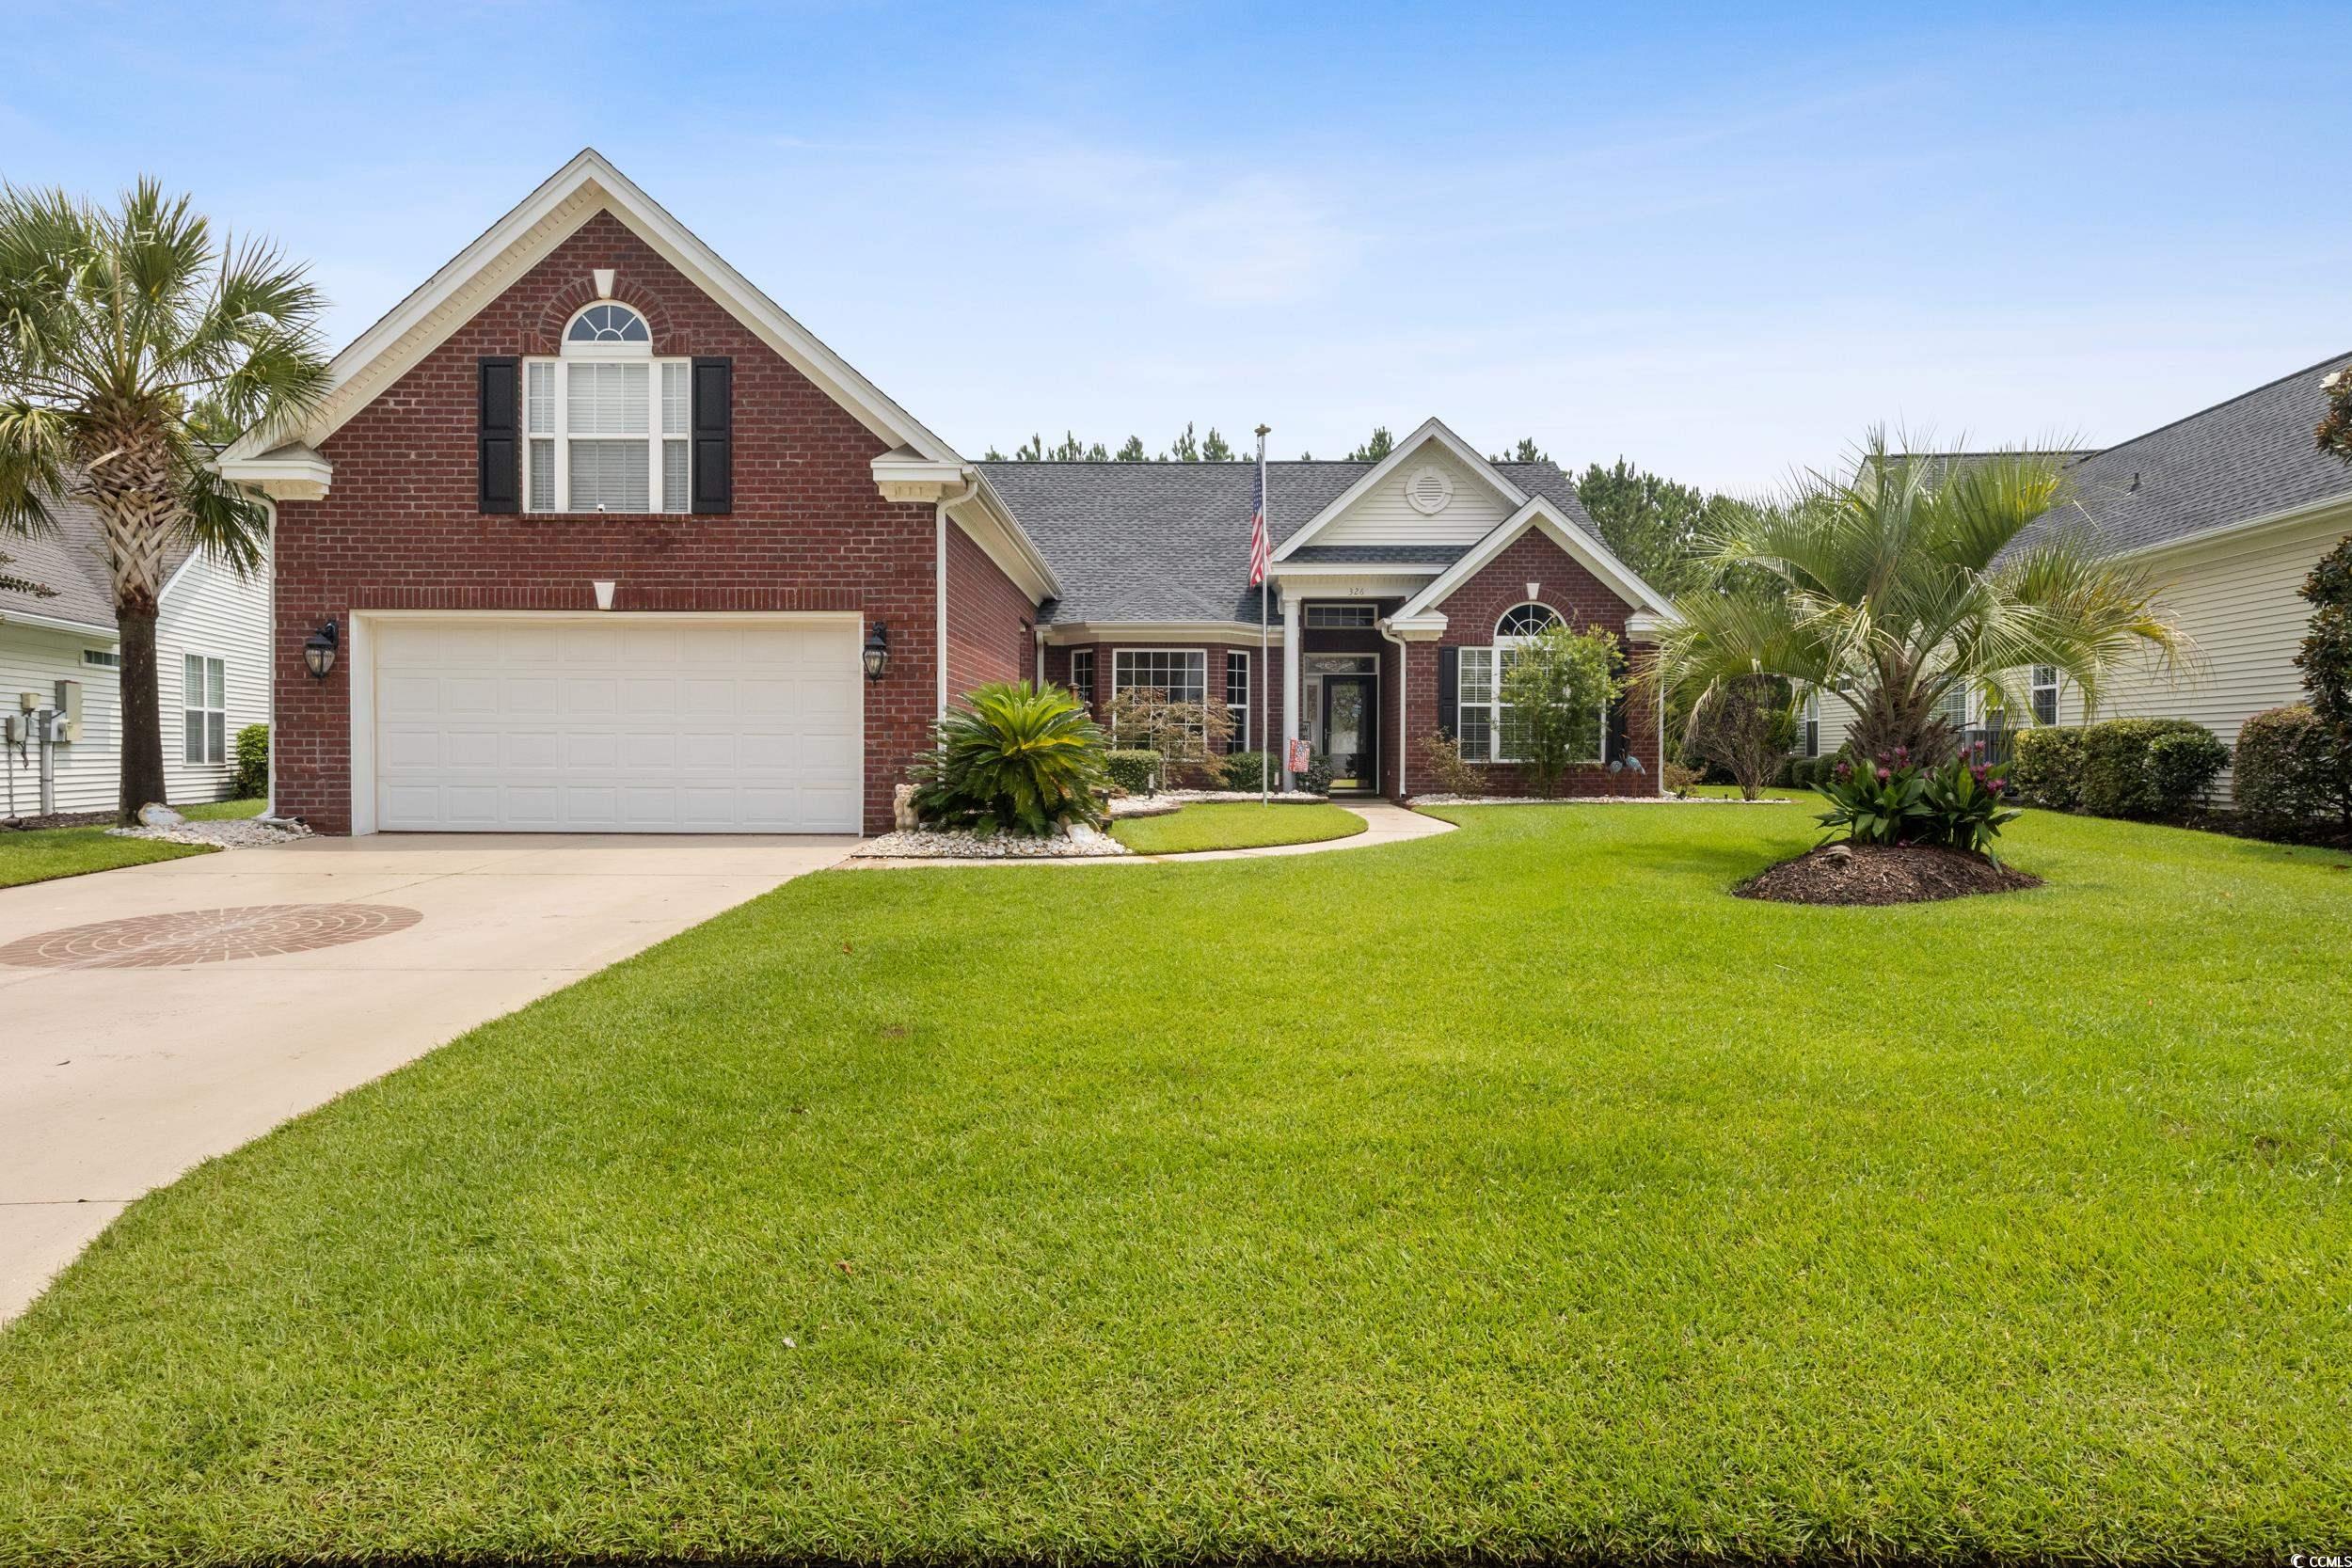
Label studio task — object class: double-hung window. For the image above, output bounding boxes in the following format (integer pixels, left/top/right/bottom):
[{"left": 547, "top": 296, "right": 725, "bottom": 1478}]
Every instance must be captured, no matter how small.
[
  {"left": 1456, "top": 603, "right": 1599, "bottom": 763},
  {"left": 1112, "top": 649, "right": 1206, "bottom": 706},
  {"left": 2030, "top": 665, "right": 2059, "bottom": 726},
  {"left": 1802, "top": 689, "right": 1821, "bottom": 757},
  {"left": 1225, "top": 652, "right": 1250, "bottom": 749},
  {"left": 1932, "top": 684, "right": 1972, "bottom": 736},
  {"left": 1068, "top": 647, "right": 1095, "bottom": 706},
  {"left": 524, "top": 304, "right": 691, "bottom": 514},
  {"left": 183, "top": 654, "right": 226, "bottom": 765}
]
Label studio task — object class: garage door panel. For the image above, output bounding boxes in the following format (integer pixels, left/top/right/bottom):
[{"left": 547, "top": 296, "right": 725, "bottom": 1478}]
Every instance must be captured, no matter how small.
[{"left": 374, "top": 617, "right": 860, "bottom": 832}]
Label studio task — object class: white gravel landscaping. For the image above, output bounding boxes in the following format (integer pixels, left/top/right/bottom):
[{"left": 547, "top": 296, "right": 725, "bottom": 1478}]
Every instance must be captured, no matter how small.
[
  {"left": 1410, "top": 794, "right": 1793, "bottom": 806},
  {"left": 849, "top": 823, "right": 1132, "bottom": 860},
  {"left": 1105, "top": 789, "right": 1327, "bottom": 818},
  {"left": 106, "top": 817, "right": 316, "bottom": 849}
]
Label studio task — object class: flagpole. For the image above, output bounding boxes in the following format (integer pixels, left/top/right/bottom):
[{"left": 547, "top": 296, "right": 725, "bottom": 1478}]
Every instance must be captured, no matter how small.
[{"left": 1255, "top": 423, "right": 1271, "bottom": 803}]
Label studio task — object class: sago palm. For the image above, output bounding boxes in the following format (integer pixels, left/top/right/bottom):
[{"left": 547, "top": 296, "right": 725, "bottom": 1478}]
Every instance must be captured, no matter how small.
[
  {"left": 0, "top": 179, "right": 328, "bottom": 821},
  {"left": 1651, "top": 432, "right": 2186, "bottom": 764}
]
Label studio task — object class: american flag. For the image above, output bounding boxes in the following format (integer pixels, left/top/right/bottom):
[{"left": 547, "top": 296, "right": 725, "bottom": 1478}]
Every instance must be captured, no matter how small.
[{"left": 1248, "top": 462, "right": 1271, "bottom": 586}]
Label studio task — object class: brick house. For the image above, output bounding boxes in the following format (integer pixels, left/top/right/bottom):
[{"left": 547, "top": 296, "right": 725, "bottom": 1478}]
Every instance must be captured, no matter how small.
[{"left": 219, "top": 151, "right": 1673, "bottom": 835}]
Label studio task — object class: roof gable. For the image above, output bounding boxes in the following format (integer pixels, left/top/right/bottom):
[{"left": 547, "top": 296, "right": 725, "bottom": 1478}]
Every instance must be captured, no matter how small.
[
  {"left": 1393, "top": 497, "right": 1676, "bottom": 628},
  {"left": 1271, "top": 419, "right": 1528, "bottom": 562},
  {"left": 221, "top": 150, "right": 959, "bottom": 466}
]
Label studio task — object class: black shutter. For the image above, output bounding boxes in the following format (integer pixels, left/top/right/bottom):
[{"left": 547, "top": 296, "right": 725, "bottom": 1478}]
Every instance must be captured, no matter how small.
[
  {"left": 477, "top": 356, "right": 519, "bottom": 514},
  {"left": 1607, "top": 693, "right": 1631, "bottom": 762},
  {"left": 1436, "top": 645, "right": 1459, "bottom": 739},
  {"left": 691, "top": 356, "right": 733, "bottom": 514}
]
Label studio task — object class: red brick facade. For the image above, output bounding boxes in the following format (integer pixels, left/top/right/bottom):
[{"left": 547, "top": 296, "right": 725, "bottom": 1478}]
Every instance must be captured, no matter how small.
[
  {"left": 942, "top": 520, "right": 1037, "bottom": 699},
  {"left": 1405, "top": 530, "right": 1662, "bottom": 797},
  {"left": 273, "top": 212, "right": 999, "bottom": 834},
  {"left": 1042, "top": 640, "right": 1274, "bottom": 768}
]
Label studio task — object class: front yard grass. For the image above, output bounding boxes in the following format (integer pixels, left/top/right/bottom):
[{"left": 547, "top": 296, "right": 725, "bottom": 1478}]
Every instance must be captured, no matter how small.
[
  {"left": 1111, "top": 799, "right": 1366, "bottom": 853},
  {"left": 0, "top": 798, "right": 262, "bottom": 889},
  {"left": 3, "top": 803, "right": 2350, "bottom": 1560}
]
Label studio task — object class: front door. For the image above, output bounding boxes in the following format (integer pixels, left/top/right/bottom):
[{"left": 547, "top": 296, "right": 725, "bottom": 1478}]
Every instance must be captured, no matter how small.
[{"left": 1322, "top": 674, "right": 1377, "bottom": 794}]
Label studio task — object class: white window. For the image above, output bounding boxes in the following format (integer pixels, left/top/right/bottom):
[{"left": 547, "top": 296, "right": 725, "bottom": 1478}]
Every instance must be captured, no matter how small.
[
  {"left": 1802, "top": 689, "right": 1820, "bottom": 757},
  {"left": 1112, "top": 649, "right": 1206, "bottom": 705},
  {"left": 524, "top": 304, "right": 690, "bottom": 515},
  {"left": 182, "top": 654, "right": 225, "bottom": 765},
  {"left": 1454, "top": 603, "right": 1597, "bottom": 764},
  {"left": 1225, "top": 651, "right": 1250, "bottom": 749},
  {"left": 1932, "top": 685, "right": 1972, "bottom": 735},
  {"left": 1304, "top": 603, "right": 1376, "bottom": 628},
  {"left": 1068, "top": 647, "right": 1094, "bottom": 705},
  {"left": 2030, "top": 665, "right": 2059, "bottom": 726},
  {"left": 82, "top": 648, "right": 119, "bottom": 668}
]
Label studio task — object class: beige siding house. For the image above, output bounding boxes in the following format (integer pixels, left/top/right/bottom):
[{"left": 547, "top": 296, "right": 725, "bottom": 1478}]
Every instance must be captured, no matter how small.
[
  {"left": 0, "top": 490, "right": 269, "bottom": 818},
  {"left": 1807, "top": 351, "right": 2352, "bottom": 791}
]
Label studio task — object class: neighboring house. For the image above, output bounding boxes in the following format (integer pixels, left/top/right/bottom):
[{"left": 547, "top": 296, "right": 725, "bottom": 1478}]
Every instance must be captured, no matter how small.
[
  {"left": 0, "top": 487, "right": 268, "bottom": 818},
  {"left": 221, "top": 150, "right": 1675, "bottom": 836},
  {"left": 1807, "top": 352, "right": 2352, "bottom": 781}
]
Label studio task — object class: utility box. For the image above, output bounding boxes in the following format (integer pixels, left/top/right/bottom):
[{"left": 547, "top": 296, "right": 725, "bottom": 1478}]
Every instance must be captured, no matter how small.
[{"left": 52, "top": 678, "right": 81, "bottom": 743}]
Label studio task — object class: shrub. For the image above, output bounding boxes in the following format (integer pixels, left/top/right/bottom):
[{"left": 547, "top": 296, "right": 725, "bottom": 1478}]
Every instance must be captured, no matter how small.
[
  {"left": 233, "top": 722, "right": 268, "bottom": 800},
  {"left": 2146, "top": 728, "right": 2232, "bottom": 814},
  {"left": 1104, "top": 750, "right": 1162, "bottom": 796},
  {"left": 2008, "top": 726, "right": 2085, "bottom": 810},
  {"left": 1496, "top": 624, "right": 1626, "bottom": 797},
  {"left": 1816, "top": 745, "right": 2021, "bottom": 860},
  {"left": 2080, "top": 718, "right": 2226, "bottom": 819},
  {"left": 1104, "top": 685, "right": 1232, "bottom": 782},
  {"left": 2234, "top": 705, "right": 2352, "bottom": 833},
  {"left": 1217, "top": 750, "right": 1278, "bottom": 792},
  {"left": 1416, "top": 733, "right": 1483, "bottom": 797},
  {"left": 908, "top": 682, "right": 1109, "bottom": 836},
  {"left": 1296, "top": 751, "right": 1334, "bottom": 796},
  {"left": 1662, "top": 761, "right": 1702, "bottom": 798},
  {"left": 1686, "top": 673, "right": 1794, "bottom": 800}
]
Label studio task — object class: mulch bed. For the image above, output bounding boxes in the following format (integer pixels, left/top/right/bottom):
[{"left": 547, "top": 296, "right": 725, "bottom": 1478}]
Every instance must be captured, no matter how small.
[
  {"left": 1736, "top": 843, "right": 2042, "bottom": 906},
  {"left": 0, "top": 809, "right": 116, "bottom": 832}
]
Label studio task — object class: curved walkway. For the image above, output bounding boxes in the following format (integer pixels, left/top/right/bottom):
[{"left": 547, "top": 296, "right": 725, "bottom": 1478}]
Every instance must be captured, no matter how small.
[{"left": 846, "top": 801, "right": 1454, "bottom": 869}]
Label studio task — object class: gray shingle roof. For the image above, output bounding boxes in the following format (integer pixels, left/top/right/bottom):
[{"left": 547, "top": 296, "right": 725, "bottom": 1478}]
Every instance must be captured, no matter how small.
[
  {"left": 0, "top": 486, "right": 136, "bottom": 633},
  {"left": 978, "top": 459, "right": 1604, "bottom": 624},
  {"left": 2009, "top": 350, "right": 2352, "bottom": 558}
]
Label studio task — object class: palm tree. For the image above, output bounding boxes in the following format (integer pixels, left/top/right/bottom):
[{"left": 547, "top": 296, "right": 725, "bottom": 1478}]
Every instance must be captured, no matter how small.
[
  {"left": 1651, "top": 433, "right": 2185, "bottom": 765},
  {"left": 0, "top": 179, "right": 328, "bottom": 821}
]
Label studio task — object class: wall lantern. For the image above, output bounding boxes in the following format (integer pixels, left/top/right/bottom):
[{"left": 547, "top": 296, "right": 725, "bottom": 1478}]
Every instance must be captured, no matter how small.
[
  {"left": 862, "top": 621, "right": 890, "bottom": 681},
  {"left": 302, "top": 620, "right": 340, "bottom": 680}
]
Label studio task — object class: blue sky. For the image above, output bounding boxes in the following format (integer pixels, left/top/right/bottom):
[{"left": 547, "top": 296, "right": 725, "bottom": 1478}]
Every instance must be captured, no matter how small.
[{"left": 7, "top": 1, "right": 2347, "bottom": 489}]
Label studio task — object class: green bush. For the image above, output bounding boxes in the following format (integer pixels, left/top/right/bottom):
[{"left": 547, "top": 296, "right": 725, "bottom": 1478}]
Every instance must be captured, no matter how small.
[
  {"left": 1297, "top": 751, "right": 1334, "bottom": 795},
  {"left": 2146, "top": 728, "right": 2232, "bottom": 813},
  {"left": 2008, "top": 726, "right": 2085, "bottom": 810},
  {"left": 908, "top": 683, "right": 1108, "bottom": 836},
  {"left": 2080, "top": 718, "right": 2226, "bottom": 819},
  {"left": 1216, "top": 750, "right": 1278, "bottom": 792},
  {"left": 232, "top": 722, "right": 268, "bottom": 800},
  {"left": 1816, "top": 748, "right": 2021, "bottom": 860},
  {"left": 2233, "top": 705, "right": 2352, "bottom": 834},
  {"left": 1104, "top": 750, "right": 1162, "bottom": 796}
]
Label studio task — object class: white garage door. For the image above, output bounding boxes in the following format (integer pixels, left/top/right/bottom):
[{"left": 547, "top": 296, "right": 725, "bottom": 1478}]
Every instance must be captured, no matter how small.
[{"left": 372, "top": 617, "right": 862, "bottom": 832}]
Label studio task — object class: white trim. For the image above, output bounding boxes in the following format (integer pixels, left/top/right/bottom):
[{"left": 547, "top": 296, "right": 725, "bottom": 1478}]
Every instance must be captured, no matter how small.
[
  {"left": 1044, "top": 620, "right": 1287, "bottom": 644},
  {"left": 947, "top": 482, "right": 1060, "bottom": 603},
  {"left": 215, "top": 445, "right": 332, "bottom": 502},
  {"left": 1394, "top": 498, "right": 1679, "bottom": 623},
  {"left": 1224, "top": 647, "right": 1251, "bottom": 751},
  {"left": 0, "top": 607, "right": 117, "bottom": 638},
  {"left": 2104, "top": 490, "right": 2352, "bottom": 563},
  {"left": 1271, "top": 418, "right": 1529, "bottom": 562},
  {"left": 935, "top": 501, "right": 949, "bottom": 721},
  {"left": 1263, "top": 561, "right": 1446, "bottom": 578},
  {"left": 220, "top": 149, "right": 962, "bottom": 468},
  {"left": 1280, "top": 594, "right": 1302, "bottom": 786},
  {"left": 344, "top": 609, "right": 865, "bottom": 837}
]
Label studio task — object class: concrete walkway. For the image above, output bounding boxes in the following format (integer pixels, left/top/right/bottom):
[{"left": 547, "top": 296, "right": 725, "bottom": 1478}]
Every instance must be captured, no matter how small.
[
  {"left": 850, "top": 800, "right": 1454, "bottom": 868},
  {"left": 0, "top": 832, "right": 849, "bottom": 1323}
]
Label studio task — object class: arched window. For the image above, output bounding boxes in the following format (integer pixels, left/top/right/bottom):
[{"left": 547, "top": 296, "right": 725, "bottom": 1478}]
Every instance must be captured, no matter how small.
[
  {"left": 524, "top": 302, "right": 687, "bottom": 512},
  {"left": 564, "top": 303, "right": 651, "bottom": 346},
  {"left": 1495, "top": 602, "right": 1561, "bottom": 640}
]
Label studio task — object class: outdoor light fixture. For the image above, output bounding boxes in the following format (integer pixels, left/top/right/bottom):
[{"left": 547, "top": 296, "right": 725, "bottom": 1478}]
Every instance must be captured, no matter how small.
[
  {"left": 862, "top": 621, "right": 890, "bottom": 681},
  {"left": 302, "top": 619, "right": 339, "bottom": 680}
]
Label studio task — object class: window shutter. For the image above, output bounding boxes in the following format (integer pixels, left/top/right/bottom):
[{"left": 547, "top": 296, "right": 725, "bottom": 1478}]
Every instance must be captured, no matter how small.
[
  {"left": 1607, "top": 692, "right": 1630, "bottom": 762},
  {"left": 1436, "top": 645, "right": 1459, "bottom": 739},
  {"left": 691, "top": 356, "right": 733, "bottom": 514},
  {"left": 478, "top": 356, "right": 520, "bottom": 514}
]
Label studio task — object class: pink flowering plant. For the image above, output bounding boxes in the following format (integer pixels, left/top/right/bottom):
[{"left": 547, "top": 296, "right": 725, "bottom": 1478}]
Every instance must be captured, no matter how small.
[{"left": 1817, "top": 742, "right": 2023, "bottom": 861}]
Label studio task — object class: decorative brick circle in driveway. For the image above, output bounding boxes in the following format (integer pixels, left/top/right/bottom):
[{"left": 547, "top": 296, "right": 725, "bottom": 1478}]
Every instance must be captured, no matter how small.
[{"left": 0, "top": 904, "right": 424, "bottom": 969}]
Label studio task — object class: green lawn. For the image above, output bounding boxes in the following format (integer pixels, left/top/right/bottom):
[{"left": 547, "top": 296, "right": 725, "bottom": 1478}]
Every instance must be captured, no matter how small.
[
  {"left": 3, "top": 804, "right": 2351, "bottom": 1561},
  {"left": 1111, "top": 799, "right": 1367, "bottom": 853},
  {"left": 0, "top": 798, "right": 263, "bottom": 889}
]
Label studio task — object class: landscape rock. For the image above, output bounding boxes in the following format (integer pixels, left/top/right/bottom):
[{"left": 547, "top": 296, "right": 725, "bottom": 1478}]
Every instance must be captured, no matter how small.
[{"left": 136, "top": 803, "right": 185, "bottom": 827}]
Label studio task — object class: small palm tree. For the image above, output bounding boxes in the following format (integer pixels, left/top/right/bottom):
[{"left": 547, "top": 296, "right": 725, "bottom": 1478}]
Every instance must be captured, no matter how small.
[
  {"left": 0, "top": 179, "right": 328, "bottom": 821},
  {"left": 1652, "top": 432, "right": 2185, "bottom": 764}
]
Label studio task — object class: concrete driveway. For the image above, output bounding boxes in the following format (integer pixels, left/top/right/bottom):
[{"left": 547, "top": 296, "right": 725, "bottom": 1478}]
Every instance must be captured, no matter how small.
[{"left": 0, "top": 832, "right": 853, "bottom": 1322}]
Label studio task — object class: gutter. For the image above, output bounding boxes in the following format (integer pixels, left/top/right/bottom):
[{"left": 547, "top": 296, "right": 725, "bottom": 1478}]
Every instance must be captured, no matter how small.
[{"left": 935, "top": 469, "right": 981, "bottom": 721}]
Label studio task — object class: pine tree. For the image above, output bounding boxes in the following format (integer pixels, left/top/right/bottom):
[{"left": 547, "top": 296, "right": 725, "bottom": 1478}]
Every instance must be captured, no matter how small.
[
  {"left": 1200, "top": 427, "right": 1235, "bottom": 462},
  {"left": 1116, "top": 436, "right": 1148, "bottom": 462},
  {"left": 1346, "top": 426, "right": 1393, "bottom": 462},
  {"left": 1168, "top": 422, "right": 1200, "bottom": 462}
]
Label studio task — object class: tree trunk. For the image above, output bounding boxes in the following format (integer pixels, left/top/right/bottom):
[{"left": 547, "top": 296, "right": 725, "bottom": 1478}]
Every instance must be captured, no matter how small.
[
  {"left": 117, "top": 594, "right": 167, "bottom": 824},
  {"left": 1848, "top": 676, "right": 1961, "bottom": 768}
]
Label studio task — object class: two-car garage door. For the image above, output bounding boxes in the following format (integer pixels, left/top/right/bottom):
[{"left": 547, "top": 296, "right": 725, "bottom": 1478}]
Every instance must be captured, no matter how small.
[{"left": 372, "top": 617, "right": 861, "bottom": 832}]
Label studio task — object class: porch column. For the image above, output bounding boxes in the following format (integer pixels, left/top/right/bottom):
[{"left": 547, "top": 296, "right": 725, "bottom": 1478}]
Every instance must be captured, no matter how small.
[{"left": 1280, "top": 590, "right": 1302, "bottom": 788}]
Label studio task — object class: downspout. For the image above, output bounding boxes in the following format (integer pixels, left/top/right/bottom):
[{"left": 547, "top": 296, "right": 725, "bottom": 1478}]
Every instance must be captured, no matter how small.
[
  {"left": 1380, "top": 619, "right": 1409, "bottom": 801},
  {"left": 934, "top": 470, "right": 980, "bottom": 722},
  {"left": 261, "top": 496, "right": 278, "bottom": 818}
]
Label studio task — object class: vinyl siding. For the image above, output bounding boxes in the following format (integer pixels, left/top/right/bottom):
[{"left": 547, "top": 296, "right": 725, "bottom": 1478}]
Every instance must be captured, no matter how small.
[
  {"left": 158, "top": 550, "right": 270, "bottom": 805},
  {"left": 0, "top": 623, "right": 123, "bottom": 816},
  {"left": 1804, "top": 503, "right": 2352, "bottom": 796},
  {"left": 1312, "top": 448, "right": 1516, "bottom": 548}
]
